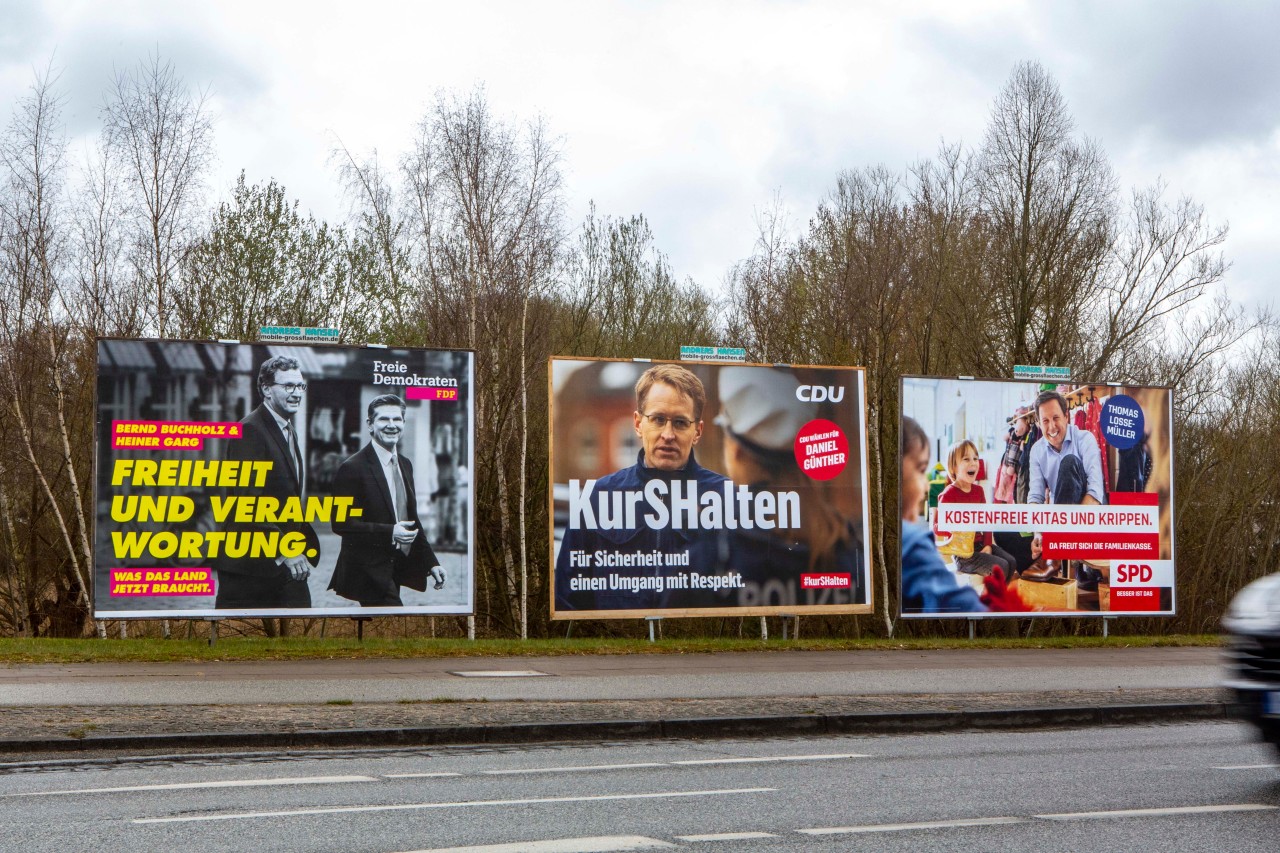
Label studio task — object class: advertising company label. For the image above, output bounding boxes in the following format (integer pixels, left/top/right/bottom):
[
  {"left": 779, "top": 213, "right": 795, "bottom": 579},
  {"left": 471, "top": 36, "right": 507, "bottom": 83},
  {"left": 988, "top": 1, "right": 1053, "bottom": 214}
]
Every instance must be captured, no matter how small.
[
  {"left": 258, "top": 326, "right": 342, "bottom": 343},
  {"left": 1013, "top": 365, "right": 1072, "bottom": 380},
  {"left": 679, "top": 345, "right": 747, "bottom": 363}
]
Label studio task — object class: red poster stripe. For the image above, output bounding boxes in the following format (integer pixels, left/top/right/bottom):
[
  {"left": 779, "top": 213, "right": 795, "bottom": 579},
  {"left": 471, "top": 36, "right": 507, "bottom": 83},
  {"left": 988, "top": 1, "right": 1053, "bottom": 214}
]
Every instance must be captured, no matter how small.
[
  {"left": 1042, "top": 533, "right": 1159, "bottom": 559},
  {"left": 1109, "top": 587, "right": 1163, "bottom": 612},
  {"left": 1109, "top": 492, "right": 1158, "bottom": 506}
]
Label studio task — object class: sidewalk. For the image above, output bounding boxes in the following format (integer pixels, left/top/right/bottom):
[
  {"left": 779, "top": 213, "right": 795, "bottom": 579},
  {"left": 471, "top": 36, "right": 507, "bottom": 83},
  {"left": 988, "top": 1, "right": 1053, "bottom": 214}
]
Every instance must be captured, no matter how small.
[{"left": 0, "top": 647, "right": 1236, "bottom": 757}]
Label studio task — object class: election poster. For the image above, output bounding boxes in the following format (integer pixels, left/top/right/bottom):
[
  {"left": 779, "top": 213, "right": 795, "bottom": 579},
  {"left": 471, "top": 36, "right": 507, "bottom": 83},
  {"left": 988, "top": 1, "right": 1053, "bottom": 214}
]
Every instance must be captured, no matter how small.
[
  {"left": 550, "top": 357, "right": 873, "bottom": 620},
  {"left": 899, "top": 376, "right": 1175, "bottom": 618},
  {"left": 94, "top": 339, "right": 474, "bottom": 618}
]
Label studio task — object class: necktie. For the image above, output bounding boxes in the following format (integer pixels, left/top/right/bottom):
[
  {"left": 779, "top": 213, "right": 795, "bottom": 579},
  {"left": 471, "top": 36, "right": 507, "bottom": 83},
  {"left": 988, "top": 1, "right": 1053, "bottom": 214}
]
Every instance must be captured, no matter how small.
[
  {"left": 389, "top": 456, "right": 411, "bottom": 554},
  {"left": 285, "top": 421, "right": 303, "bottom": 489}
]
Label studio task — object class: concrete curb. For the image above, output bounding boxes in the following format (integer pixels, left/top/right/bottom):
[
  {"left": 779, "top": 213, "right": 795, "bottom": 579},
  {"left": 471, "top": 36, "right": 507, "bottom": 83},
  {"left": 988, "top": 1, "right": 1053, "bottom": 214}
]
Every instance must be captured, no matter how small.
[{"left": 0, "top": 701, "right": 1246, "bottom": 756}]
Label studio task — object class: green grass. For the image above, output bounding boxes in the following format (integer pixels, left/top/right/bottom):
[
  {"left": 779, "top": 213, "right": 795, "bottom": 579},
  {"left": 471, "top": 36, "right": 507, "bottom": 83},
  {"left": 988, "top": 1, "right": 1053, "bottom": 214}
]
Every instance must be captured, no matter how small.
[{"left": 0, "top": 633, "right": 1223, "bottom": 664}]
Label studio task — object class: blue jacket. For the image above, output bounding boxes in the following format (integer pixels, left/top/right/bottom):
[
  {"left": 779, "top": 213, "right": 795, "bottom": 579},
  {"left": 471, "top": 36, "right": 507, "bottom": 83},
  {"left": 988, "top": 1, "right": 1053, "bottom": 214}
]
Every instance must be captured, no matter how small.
[
  {"left": 900, "top": 521, "right": 986, "bottom": 615},
  {"left": 555, "top": 450, "right": 728, "bottom": 612}
]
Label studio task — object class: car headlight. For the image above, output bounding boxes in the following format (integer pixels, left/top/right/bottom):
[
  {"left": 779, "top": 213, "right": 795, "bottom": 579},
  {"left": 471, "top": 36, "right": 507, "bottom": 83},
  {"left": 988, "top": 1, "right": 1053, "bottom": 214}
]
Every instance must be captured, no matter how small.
[{"left": 1225, "top": 573, "right": 1280, "bottom": 625}]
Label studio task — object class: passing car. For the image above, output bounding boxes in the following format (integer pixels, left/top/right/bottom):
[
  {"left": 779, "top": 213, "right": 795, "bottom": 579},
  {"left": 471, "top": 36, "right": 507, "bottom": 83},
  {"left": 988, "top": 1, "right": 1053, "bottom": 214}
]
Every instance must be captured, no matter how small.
[{"left": 1222, "top": 573, "right": 1280, "bottom": 755}]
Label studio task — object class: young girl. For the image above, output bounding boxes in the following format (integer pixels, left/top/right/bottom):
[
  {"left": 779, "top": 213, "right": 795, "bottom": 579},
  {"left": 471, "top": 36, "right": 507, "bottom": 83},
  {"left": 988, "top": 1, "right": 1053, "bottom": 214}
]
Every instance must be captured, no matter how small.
[
  {"left": 934, "top": 440, "right": 1017, "bottom": 578},
  {"left": 900, "top": 418, "right": 985, "bottom": 614}
]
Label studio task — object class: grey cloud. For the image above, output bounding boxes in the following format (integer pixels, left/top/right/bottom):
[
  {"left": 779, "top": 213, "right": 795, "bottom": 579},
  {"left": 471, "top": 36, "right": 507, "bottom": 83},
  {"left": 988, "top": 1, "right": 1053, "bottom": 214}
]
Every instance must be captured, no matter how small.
[
  {"left": 911, "top": 2, "right": 1280, "bottom": 151},
  {"left": 1022, "top": 3, "right": 1280, "bottom": 153},
  {"left": 54, "top": 28, "right": 267, "bottom": 136},
  {"left": 0, "top": 0, "right": 51, "bottom": 57}
]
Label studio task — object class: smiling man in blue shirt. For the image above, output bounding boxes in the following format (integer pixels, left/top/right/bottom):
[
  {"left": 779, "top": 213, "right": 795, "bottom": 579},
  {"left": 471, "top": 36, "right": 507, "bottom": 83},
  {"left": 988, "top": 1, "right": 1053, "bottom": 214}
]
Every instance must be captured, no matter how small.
[{"left": 1027, "top": 389, "right": 1104, "bottom": 505}]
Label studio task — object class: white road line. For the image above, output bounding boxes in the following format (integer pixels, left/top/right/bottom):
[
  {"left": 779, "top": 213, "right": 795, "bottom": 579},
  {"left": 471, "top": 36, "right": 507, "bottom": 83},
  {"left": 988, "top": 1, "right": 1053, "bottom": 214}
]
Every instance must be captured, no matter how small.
[
  {"left": 450, "top": 670, "right": 551, "bottom": 678},
  {"left": 131, "top": 787, "right": 776, "bottom": 825},
  {"left": 671, "top": 753, "right": 868, "bottom": 766},
  {"left": 1213, "top": 763, "right": 1280, "bottom": 770},
  {"left": 398, "top": 837, "right": 675, "bottom": 853},
  {"left": 383, "top": 773, "right": 464, "bottom": 779},
  {"left": 387, "top": 754, "right": 868, "bottom": 779},
  {"left": 1036, "top": 803, "right": 1279, "bottom": 821},
  {"left": 6, "top": 775, "right": 376, "bottom": 798},
  {"left": 800, "top": 817, "right": 1026, "bottom": 835},
  {"left": 481, "top": 763, "right": 667, "bottom": 776},
  {"left": 673, "top": 831, "right": 778, "bottom": 842}
]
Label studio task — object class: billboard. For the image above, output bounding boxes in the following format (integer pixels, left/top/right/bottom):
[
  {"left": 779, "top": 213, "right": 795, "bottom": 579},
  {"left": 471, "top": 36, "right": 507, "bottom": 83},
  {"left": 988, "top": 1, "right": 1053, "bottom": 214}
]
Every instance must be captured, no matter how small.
[
  {"left": 900, "top": 376, "right": 1175, "bottom": 618},
  {"left": 550, "top": 357, "right": 873, "bottom": 620},
  {"left": 95, "top": 339, "right": 474, "bottom": 618}
]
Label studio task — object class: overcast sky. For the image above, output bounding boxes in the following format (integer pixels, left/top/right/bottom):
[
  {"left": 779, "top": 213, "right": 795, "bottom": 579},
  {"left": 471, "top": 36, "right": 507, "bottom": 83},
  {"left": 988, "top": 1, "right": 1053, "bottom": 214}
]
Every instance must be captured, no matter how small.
[{"left": 3, "top": 0, "right": 1277, "bottom": 310}]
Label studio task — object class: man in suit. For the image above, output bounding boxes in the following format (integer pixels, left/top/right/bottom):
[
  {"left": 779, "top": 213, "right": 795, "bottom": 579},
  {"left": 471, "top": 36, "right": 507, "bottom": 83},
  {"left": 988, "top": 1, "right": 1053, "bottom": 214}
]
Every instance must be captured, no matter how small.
[
  {"left": 214, "top": 354, "right": 320, "bottom": 609},
  {"left": 329, "top": 394, "right": 445, "bottom": 606}
]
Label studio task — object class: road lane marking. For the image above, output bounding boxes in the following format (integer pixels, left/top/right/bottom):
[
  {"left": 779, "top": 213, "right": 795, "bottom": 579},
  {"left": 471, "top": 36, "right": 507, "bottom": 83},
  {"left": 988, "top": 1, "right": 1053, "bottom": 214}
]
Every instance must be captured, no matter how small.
[
  {"left": 131, "top": 787, "right": 776, "bottom": 824},
  {"left": 384, "top": 754, "right": 869, "bottom": 780},
  {"left": 1213, "top": 763, "right": 1280, "bottom": 770},
  {"left": 449, "top": 670, "right": 551, "bottom": 677},
  {"left": 480, "top": 763, "right": 667, "bottom": 776},
  {"left": 674, "top": 832, "right": 778, "bottom": 841},
  {"left": 398, "top": 837, "right": 675, "bottom": 852},
  {"left": 672, "top": 753, "right": 868, "bottom": 766},
  {"left": 800, "top": 817, "right": 1026, "bottom": 835},
  {"left": 1035, "top": 803, "right": 1279, "bottom": 821},
  {"left": 6, "top": 775, "right": 376, "bottom": 798},
  {"left": 383, "top": 773, "right": 464, "bottom": 779}
]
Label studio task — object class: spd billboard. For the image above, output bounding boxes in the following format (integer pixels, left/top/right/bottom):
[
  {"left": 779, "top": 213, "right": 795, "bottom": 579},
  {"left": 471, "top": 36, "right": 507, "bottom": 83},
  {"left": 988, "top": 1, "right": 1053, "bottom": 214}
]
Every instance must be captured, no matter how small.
[{"left": 900, "top": 376, "right": 1175, "bottom": 618}]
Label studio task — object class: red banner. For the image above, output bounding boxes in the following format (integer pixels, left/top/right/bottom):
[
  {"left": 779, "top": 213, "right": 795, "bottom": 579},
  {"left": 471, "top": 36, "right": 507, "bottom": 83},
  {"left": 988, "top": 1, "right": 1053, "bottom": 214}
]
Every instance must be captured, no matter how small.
[
  {"left": 1108, "top": 587, "right": 1163, "bottom": 611},
  {"left": 1041, "top": 532, "right": 1159, "bottom": 559}
]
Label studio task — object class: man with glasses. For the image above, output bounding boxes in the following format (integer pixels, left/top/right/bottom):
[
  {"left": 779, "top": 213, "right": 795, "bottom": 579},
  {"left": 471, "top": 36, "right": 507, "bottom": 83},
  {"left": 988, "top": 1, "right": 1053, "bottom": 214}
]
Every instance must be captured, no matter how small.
[
  {"left": 214, "top": 354, "right": 320, "bottom": 609},
  {"left": 555, "top": 364, "right": 728, "bottom": 612}
]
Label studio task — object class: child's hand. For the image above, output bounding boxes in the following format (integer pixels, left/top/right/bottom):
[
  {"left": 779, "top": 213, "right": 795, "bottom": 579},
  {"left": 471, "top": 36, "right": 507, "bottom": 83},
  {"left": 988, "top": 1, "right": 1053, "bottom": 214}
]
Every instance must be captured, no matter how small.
[{"left": 1030, "top": 533, "right": 1042, "bottom": 559}]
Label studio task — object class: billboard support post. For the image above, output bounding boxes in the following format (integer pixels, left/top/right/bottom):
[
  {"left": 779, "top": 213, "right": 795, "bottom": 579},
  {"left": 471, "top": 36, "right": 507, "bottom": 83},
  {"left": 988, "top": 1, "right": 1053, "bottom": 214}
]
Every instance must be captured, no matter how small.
[{"left": 645, "top": 616, "right": 661, "bottom": 643}]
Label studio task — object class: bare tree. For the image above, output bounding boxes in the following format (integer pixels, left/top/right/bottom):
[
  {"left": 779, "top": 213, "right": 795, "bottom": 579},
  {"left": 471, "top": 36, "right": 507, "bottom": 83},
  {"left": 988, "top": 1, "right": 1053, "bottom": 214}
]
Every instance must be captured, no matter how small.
[
  {"left": 102, "top": 52, "right": 213, "bottom": 337},
  {"left": 0, "top": 69, "right": 96, "bottom": 633},
  {"left": 561, "top": 204, "right": 717, "bottom": 359},
  {"left": 977, "top": 60, "right": 1116, "bottom": 370},
  {"left": 68, "top": 140, "right": 144, "bottom": 337},
  {"left": 334, "top": 87, "right": 568, "bottom": 637}
]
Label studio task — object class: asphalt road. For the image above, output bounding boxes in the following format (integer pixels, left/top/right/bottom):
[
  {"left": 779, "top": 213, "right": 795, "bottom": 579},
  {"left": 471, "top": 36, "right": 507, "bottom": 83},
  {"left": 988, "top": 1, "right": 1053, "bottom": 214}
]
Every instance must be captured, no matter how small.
[
  {"left": 0, "top": 647, "right": 1223, "bottom": 705},
  {"left": 0, "top": 720, "right": 1276, "bottom": 851}
]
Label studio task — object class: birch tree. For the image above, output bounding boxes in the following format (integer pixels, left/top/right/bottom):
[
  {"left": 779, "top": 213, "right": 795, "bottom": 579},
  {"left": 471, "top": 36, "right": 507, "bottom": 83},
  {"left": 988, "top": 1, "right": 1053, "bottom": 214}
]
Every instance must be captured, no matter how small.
[{"left": 102, "top": 53, "right": 213, "bottom": 337}]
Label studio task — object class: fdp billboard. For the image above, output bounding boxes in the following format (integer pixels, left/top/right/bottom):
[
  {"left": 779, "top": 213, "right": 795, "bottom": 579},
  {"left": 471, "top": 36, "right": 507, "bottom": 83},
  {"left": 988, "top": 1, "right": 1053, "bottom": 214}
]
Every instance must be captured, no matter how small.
[{"left": 95, "top": 339, "right": 474, "bottom": 618}]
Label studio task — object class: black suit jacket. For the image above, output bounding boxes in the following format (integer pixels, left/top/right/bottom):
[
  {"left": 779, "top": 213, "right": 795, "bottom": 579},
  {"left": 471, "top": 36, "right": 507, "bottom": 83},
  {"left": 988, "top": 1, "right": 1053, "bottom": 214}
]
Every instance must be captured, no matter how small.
[
  {"left": 213, "top": 405, "right": 319, "bottom": 609},
  {"left": 328, "top": 442, "right": 440, "bottom": 606}
]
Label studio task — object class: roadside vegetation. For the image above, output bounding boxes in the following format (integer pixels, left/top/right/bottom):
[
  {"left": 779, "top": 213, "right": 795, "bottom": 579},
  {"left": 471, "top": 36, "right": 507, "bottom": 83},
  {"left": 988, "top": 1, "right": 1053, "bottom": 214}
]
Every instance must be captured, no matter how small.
[
  {"left": 0, "top": 633, "right": 1221, "bottom": 664},
  {"left": 1, "top": 53, "right": 1273, "bottom": 641}
]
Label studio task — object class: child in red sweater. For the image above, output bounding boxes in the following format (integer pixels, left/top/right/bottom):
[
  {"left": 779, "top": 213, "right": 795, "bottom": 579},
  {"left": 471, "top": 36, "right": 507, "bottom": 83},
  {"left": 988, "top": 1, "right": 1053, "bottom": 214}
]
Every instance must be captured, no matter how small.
[{"left": 934, "top": 440, "right": 1018, "bottom": 578}]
